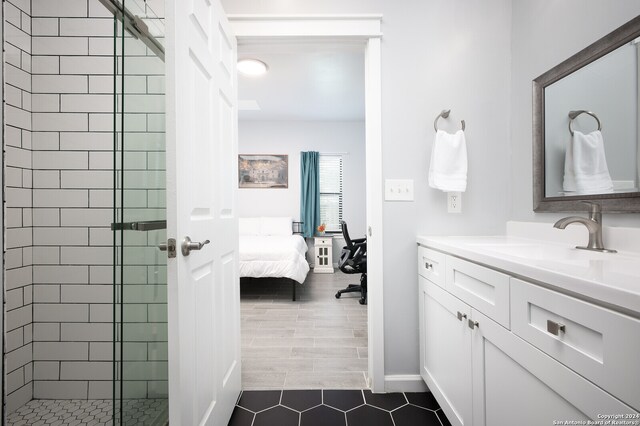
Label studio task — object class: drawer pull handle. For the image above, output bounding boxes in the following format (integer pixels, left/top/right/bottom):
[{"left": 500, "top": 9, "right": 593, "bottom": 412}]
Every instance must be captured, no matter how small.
[
  {"left": 468, "top": 319, "right": 479, "bottom": 330},
  {"left": 425, "top": 262, "right": 433, "bottom": 270},
  {"left": 457, "top": 311, "right": 467, "bottom": 321},
  {"left": 547, "top": 320, "right": 566, "bottom": 336}
]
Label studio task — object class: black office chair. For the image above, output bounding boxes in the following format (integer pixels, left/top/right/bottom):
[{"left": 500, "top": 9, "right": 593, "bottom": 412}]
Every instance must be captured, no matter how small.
[{"left": 335, "top": 221, "right": 367, "bottom": 305}]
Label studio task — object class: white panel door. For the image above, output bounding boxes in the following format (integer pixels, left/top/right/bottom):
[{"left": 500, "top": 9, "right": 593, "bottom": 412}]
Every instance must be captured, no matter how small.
[{"left": 166, "top": 0, "right": 241, "bottom": 425}]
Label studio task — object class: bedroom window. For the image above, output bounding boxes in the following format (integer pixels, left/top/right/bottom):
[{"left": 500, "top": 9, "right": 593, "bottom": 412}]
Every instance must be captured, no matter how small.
[{"left": 319, "top": 154, "right": 343, "bottom": 233}]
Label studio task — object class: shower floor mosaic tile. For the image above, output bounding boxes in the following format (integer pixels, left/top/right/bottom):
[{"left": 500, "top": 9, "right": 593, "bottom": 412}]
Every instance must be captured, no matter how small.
[{"left": 7, "top": 398, "right": 168, "bottom": 426}]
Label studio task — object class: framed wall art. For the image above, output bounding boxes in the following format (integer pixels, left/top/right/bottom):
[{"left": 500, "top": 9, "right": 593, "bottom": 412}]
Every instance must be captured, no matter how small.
[{"left": 238, "top": 154, "right": 289, "bottom": 188}]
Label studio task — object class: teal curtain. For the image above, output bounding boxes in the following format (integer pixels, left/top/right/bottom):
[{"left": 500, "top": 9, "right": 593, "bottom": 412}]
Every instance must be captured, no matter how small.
[{"left": 300, "top": 151, "right": 320, "bottom": 238}]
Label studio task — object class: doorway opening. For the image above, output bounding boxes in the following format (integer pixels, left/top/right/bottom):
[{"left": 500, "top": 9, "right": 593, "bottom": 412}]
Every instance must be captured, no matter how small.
[
  {"left": 237, "top": 41, "right": 368, "bottom": 389},
  {"left": 230, "top": 15, "right": 384, "bottom": 393}
]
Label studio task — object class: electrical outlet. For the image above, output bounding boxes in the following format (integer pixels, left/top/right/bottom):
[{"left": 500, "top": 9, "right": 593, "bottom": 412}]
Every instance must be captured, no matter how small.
[{"left": 447, "top": 192, "right": 462, "bottom": 213}]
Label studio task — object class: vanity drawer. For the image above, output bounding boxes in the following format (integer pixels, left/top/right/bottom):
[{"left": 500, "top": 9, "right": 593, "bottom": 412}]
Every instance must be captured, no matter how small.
[
  {"left": 445, "top": 256, "right": 510, "bottom": 328},
  {"left": 417, "top": 246, "right": 446, "bottom": 287},
  {"left": 511, "top": 278, "right": 640, "bottom": 410}
]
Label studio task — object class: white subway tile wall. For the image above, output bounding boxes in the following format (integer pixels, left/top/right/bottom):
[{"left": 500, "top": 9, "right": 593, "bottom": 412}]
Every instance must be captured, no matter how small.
[
  {"left": 4, "top": 0, "right": 167, "bottom": 413},
  {"left": 4, "top": 0, "right": 34, "bottom": 412}
]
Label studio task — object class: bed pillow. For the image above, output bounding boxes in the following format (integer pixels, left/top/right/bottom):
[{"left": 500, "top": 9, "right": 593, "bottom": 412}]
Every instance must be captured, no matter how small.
[
  {"left": 261, "top": 217, "right": 293, "bottom": 236},
  {"left": 239, "top": 217, "right": 262, "bottom": 236}
]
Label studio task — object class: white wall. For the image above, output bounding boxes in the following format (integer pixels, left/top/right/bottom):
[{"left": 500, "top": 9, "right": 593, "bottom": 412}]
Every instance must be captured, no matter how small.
[
  {"left": 223, "top": 0, "right": 513, "bottom": 380},
  {"left": 510, "top": 1, "right": 640, "bottom": 226},
  {"left": 238, "top": 120, "right": 367, "bottom": 238}
]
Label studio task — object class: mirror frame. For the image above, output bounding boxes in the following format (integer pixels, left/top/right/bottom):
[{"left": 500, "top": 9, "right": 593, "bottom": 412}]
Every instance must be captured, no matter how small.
[{"left": 533, "top": 15, "right": 640, "bottom": 213}]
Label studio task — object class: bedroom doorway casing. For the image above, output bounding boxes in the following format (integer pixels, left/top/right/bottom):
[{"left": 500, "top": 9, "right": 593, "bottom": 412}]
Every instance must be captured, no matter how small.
[{"left": 229, "top": 15, "right": 384, "bottom": 393}]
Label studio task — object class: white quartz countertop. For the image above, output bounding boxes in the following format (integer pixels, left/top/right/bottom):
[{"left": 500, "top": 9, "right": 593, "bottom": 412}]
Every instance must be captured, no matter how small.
[{"left": 417, "top": 235, "right": 640, "bottom": 315}]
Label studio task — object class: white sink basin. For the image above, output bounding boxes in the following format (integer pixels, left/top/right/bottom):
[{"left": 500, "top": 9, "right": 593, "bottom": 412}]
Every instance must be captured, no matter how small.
[
  {"left": 466, "top": 242, "right": 609, "bottom": 262},
  {"left": 453, "top": 238, "right": 640, "bottom": 288}
]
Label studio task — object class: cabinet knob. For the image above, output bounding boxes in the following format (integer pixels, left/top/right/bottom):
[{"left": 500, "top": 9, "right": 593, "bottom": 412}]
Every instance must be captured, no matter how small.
[
  {"left": 468, "top": 319, "right": 479, "bottom": 330},
  {"left": 456, "top": 311, "right": 467, "bottom": 321},
  {"left": 546, "top": 320, "right": 566, "bottom": 336},
  {"left": 425, "top": 262, "right": 433, "bottom": 270}
]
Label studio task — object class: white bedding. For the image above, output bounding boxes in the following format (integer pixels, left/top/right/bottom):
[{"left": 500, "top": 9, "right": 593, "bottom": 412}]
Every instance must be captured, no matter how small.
[{"left": 239, "top": 235, "right": 310, "bottom": 284}]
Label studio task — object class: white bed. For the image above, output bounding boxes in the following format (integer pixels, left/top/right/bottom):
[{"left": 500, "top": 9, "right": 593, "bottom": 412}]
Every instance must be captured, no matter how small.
[
  {"left": 239, "top": 235, "right": 309, "bottom": 284},
  {"left": 239, "top": 217, "right": 310, "bottom": 293}
]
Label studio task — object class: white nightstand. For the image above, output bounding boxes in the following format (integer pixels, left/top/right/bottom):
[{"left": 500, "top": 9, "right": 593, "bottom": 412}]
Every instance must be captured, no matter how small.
[{"left": 314, "top": 235, "right": 334, "bottom": 273}]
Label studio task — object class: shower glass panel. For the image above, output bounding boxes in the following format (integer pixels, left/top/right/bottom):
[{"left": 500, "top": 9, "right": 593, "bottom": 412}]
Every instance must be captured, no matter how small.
[{"left": 113, "top": 1, "right": 167, "bottom": 424}]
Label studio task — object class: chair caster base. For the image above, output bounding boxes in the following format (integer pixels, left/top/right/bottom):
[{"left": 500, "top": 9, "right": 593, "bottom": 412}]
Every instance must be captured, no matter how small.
[{"left": 335, "top": 283, "right": 366, "bottom": 305}]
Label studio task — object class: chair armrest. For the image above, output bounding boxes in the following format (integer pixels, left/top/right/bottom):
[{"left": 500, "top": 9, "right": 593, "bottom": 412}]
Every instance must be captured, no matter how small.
[
  {"left": 350, "top": 237, "right": 366, "bottom": 244},
  {"left": 351, "top": 241, "right": 366, "bottom": 250},
  {"left": 351, "top": 244, "right": 367, "bottom": 265}
]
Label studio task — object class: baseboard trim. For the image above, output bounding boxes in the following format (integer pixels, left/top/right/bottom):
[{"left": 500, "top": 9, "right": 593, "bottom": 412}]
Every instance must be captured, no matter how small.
[{"left": 384, "top": 375, "right": 429, "bottom": 393}]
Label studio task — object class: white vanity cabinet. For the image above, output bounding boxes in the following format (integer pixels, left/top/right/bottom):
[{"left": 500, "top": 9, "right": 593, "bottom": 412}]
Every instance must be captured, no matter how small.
[{"left": 418, "top": 244, "right": 639, "bottom": 426}]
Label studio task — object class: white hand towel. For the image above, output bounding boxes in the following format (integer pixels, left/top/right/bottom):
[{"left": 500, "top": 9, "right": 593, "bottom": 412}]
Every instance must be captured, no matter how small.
[
  {"left": 429, "top": 129, "right": 468, "bottom": 192},
  {"left": 562, "top": 130, "right": 613, "bottom": 194}
]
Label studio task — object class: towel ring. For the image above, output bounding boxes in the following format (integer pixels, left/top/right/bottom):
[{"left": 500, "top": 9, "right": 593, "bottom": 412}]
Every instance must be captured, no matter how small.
[
  {"left": 568, "top": 110, "right": 602, "bottom": 136},
  {"left": 434, "top": 109, "right": 466, "bottom": 132}
]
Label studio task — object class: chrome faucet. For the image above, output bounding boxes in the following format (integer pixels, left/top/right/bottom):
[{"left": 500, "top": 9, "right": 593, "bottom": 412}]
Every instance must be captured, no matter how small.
[{"left": 553, "top": 202, "right": 616, "bottom": 253}]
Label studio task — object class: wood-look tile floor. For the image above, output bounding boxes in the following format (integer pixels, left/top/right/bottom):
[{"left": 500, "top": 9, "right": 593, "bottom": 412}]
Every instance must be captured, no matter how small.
[{"left": 241, "top": 272, "right": 368, "bottom": 390}]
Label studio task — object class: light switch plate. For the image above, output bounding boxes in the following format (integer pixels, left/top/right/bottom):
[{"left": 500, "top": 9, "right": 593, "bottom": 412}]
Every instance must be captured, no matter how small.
[{"left": 385, "top": 179, "right": 414, "bottom": 201}]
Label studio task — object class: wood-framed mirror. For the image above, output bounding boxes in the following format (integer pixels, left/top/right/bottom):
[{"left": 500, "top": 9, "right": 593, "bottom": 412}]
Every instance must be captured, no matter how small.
[{"left": 533, "top": 15, "right": 640, "bottom": 212}]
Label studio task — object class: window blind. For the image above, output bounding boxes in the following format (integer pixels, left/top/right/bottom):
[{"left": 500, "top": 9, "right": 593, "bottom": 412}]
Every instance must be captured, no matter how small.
[{"left": 319, "top": 154, "right": 343, "bottom": 233}]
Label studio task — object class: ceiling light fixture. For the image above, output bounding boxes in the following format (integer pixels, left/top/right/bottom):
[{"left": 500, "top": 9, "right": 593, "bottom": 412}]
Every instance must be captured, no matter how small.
[{"left": 237, "top": 58, "right": 268, "bottom": 76}]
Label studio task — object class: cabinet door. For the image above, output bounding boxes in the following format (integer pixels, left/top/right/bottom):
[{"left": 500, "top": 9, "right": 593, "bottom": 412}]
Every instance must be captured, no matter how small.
[
  {"left": 471, "top": 310, "right": 636, "bottom": 426},
  {"left": 420, "top": 277, "right": 473, "bottom": 426}
]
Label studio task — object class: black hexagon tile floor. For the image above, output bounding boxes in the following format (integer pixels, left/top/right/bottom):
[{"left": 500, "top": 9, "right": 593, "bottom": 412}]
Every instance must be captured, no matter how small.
[{"left": 229, "top": 389, "right": 450, "bottom": 426}]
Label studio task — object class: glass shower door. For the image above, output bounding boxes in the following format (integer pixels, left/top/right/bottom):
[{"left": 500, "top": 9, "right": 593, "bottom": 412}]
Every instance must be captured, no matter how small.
[{"left": 113, "top": 1, "right": 167, "bottom": 424}]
